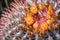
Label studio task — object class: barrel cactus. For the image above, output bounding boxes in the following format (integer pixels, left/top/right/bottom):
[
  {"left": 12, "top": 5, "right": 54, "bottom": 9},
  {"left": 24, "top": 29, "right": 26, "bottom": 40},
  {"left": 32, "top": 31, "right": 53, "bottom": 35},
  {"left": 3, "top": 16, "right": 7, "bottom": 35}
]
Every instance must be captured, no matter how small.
[{"left": 0, "top": 0, "right": 60, "bottom": 40}]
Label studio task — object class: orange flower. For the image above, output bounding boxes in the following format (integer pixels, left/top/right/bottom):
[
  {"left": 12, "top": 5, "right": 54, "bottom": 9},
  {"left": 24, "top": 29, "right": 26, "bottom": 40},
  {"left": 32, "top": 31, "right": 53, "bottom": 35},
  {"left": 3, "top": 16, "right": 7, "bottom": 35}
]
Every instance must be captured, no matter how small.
[
  {"left": 51, "top": 17, "right": 56, "bottom": 23},
  {"left": 48, "top": 5, "right": 53, "bottom": 11},
  {"left": 47, "top": 5, "right": 54, "bottom": 16},
  {"left": 24, "top": 13, "right": 34, "bottom": 25},
  {"left": 41, "top": 22, "right": 48, "bottom": 31},
  {"left": 30, "top": 5, "right": 38, "bottom": 14},
  {"left": 46, "top": 15, "right": 51, "bottom": 19},
  {"left": 33, "top": 22, "right": 40, "bottom": 33},
  {"left": 33, "top": 22, "right": 38, "bottom": 30},
  {"left": 39, "top": 4, "right": 45, "bottom": 10},
  {"left": 47, "top": 10, "right": 54, "bottom": 16},
  {"left": 47, "top": 20, "right": 51, "bottom": 25}
]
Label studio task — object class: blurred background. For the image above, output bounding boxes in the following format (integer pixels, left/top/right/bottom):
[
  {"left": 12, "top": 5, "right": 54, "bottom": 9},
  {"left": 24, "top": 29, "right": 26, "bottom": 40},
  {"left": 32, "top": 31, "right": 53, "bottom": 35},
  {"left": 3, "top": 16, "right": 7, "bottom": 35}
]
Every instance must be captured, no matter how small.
[
  {"left": 0, "top": 0, "right": 14, "bottom": 18},
  {"left": 0, "top": 0, "right": 14, "bottom": 11}
]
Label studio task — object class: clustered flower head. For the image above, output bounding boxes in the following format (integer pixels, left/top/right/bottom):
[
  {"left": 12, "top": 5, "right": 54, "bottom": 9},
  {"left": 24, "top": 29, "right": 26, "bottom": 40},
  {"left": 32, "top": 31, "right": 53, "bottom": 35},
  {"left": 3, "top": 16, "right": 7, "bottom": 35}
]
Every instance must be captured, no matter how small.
[{"left": 0, "top": 0, "right": 60, "bottom": 40}]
